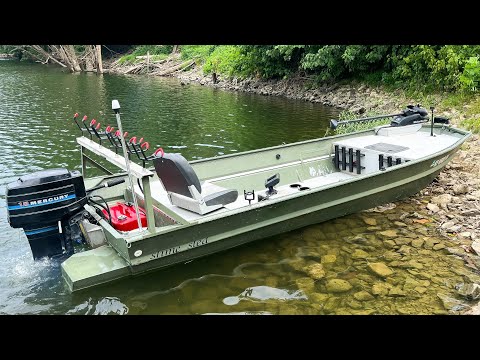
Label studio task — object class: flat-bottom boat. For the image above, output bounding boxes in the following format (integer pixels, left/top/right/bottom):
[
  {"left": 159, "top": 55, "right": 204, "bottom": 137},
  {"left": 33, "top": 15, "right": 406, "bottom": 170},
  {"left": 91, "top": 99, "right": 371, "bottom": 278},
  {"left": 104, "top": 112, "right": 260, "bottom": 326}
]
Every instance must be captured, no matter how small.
[{"left": 5, "top": 103, "right": 471, "bottom": 291}]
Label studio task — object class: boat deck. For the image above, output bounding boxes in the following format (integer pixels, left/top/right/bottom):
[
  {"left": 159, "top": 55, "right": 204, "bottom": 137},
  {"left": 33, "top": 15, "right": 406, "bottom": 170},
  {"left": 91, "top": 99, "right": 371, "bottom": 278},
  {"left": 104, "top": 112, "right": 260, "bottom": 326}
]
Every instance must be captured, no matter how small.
[
  {"left": 131, "top": 126, "right": 461, "bottom": 223},
  {"left": 334, "top": 128, "right": 459, "bottom": 160}
]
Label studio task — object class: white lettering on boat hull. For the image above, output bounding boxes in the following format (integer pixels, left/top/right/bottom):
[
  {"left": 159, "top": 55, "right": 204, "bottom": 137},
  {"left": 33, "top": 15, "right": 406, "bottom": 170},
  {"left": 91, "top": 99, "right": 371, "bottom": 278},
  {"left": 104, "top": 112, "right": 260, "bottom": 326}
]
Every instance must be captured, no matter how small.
[
  {"left": 149, "top": 238, "right": 209, "bottom": 260},
  {"left": 431, "top": 154, "right": 450, "bottom": 168}
]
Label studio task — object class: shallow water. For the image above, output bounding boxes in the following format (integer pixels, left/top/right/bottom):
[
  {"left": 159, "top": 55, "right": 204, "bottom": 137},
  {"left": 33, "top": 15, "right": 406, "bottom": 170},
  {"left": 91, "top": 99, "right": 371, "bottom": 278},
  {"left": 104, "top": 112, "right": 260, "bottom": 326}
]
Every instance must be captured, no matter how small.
[{"left": 0, "top": 60, "right": 476, "bottom": 314}]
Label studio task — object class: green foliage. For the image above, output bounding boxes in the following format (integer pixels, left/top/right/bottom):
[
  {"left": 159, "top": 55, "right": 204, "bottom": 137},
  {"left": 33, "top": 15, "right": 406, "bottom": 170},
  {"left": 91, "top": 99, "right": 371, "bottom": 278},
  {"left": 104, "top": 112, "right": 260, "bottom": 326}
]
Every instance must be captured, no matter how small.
[
  {"left": 390, "top": 45, "right": 480, "bottom": 91},
  {"left": 460, "top": 56, "right": 480, "bottom": 92},
  {"left": 203, "top": 46, "right": 247, "bottom": 78},
  {"left": 461, "top": 117, "right": 480, "bottom": 133},
  {"left": 118, "top": 45, "right": 173, "bottom": 64},
  {"left": 119, "top": 45, "right": 480, "bottom": 93},
  {"left": 180, "top": 45, "right": 216, "bottom": 61}
]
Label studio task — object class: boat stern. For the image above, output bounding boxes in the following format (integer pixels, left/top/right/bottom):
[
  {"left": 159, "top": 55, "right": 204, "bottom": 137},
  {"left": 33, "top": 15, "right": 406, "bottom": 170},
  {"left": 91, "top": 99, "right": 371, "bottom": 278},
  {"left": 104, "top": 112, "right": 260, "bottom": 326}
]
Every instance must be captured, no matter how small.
[{"left": 61, "top": 245, "right": 130, "bottom": 292}]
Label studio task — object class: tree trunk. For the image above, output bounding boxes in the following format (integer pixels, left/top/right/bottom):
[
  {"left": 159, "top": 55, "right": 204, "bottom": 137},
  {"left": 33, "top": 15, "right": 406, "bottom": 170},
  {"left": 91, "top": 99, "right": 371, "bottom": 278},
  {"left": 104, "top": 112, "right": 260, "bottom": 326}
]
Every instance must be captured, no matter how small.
[
  {"left": 63, "top": 45, "right": 81, "bottom": 72},
  {"left": 172, "top": 45, "right": 180, "bottom": 53},
  {"left": 95, "top": 45, "right": 103, "bottom": 74},
  {"left": 30, "top": 45, "right": 67, "bottom": 68}
]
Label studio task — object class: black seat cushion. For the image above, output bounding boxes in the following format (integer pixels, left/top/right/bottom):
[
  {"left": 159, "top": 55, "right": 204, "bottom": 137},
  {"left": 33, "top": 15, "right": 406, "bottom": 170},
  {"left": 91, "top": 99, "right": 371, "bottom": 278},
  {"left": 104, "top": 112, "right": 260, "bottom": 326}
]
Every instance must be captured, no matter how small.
[{"left": 153, "top": 153, "right": 202, "bottom": 198}]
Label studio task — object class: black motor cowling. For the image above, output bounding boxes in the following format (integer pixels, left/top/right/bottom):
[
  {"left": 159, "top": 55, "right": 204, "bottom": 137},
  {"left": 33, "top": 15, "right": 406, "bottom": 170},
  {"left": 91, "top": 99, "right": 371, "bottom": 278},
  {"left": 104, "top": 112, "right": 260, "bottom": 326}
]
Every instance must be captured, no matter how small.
[
  {"left": 6, "top": 168, "right": 87, "bottom": 259},
  {"left": 391, "top": 104, "right": 429, "bottom": 127}
]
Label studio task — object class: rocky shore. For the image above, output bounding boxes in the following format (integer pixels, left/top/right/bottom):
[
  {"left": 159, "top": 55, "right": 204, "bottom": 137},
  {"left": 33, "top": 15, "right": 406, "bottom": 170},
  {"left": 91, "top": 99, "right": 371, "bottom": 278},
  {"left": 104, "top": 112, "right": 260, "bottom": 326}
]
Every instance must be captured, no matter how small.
[{"left": 107, "top": 61, "right": 480, "bottom": 314}]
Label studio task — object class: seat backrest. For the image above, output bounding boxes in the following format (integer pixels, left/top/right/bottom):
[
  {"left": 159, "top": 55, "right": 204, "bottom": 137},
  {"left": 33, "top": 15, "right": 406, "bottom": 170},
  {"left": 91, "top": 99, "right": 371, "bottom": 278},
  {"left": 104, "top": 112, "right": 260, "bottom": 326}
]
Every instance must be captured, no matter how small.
[{"left": 153, "top": 153, "right": 202, "bottom": 198}]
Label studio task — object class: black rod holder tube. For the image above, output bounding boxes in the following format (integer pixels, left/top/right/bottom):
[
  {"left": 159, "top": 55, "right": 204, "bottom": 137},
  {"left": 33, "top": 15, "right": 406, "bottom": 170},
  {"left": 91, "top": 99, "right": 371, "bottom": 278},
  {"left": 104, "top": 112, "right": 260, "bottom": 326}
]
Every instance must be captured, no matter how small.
[
  {"left": 341, "top": 147, "right": 347, "bottom": 170},
  {"left": 348, "top": 148, "right": 354, "bottom": 172},
  {"left": 387, "top": 156, "right": 393, "bottom": 167},
  {"left": 334, "top": 145, "right": 340, "bottom": 169},
  {"left": 356, "top": 150, "right": 361, "bottom": 174},
  {"left": 396, "top": 158, "right": 401, "bottom": 165},
  {"left": 430, "top": 106, "right": 435, "bottom": 136},
  {"left": 379, "top": 154, "right": 384, "bottom": 170}
]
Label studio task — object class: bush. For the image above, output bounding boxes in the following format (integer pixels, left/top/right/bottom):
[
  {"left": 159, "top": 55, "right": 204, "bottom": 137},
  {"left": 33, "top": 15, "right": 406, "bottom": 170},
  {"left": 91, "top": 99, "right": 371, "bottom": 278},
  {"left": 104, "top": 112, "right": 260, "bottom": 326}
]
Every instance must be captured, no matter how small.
[
  {"left": 203, "top": 46, "right": 246, "bottom": 78},
  {"left": 460, "top": 56, "right": 480, "bottom": 92},
  {"left": 180, "top": 45, "right": 216, "bottom": 61}
]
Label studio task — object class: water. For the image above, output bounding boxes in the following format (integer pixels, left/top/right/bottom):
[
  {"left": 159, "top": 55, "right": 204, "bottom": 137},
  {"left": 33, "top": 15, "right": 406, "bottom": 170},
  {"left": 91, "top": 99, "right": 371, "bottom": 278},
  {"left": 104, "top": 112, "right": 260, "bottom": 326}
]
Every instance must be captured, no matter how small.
[{"left": 0, "top": 60, "right": 476, "bottom": 315}]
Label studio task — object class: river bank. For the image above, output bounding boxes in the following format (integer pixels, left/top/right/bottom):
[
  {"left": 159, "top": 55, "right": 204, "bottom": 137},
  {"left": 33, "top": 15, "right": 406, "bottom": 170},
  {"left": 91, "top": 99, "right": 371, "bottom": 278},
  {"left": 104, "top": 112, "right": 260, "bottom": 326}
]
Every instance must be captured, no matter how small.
[{"left": 105, "top": 59, "right": 480, "bottom": 314}]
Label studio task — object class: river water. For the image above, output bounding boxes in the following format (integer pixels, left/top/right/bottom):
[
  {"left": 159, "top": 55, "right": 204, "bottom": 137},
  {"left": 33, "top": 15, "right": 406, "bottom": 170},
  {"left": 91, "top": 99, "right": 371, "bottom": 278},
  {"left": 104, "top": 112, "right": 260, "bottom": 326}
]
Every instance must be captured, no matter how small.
[{"left": 0, "top": 59, "right": 476, "bottom": 314}]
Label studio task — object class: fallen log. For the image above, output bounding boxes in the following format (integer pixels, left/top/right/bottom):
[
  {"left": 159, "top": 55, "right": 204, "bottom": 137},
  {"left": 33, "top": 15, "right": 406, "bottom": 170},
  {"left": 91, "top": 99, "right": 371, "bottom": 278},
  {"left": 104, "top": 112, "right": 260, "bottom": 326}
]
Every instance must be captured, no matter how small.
[{"left": 153, "top": 60, "right": 195, "bottom": 76}]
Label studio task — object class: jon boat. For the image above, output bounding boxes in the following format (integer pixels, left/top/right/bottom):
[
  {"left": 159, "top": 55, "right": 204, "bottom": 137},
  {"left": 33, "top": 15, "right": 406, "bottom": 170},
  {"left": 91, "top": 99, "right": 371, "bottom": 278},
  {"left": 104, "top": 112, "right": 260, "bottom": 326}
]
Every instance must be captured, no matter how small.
[{"left": 5, "top": 102, "right": 471, "bottom": 292}]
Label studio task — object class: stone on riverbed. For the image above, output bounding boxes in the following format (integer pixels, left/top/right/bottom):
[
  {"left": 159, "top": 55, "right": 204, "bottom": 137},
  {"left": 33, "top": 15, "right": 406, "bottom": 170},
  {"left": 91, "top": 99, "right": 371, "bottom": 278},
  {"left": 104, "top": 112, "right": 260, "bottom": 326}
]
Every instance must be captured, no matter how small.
[
  {"left": 431, "top": 194, "right": 452, "bottom": 206},
  {"left": 456, "top": 283, "right": 480, "bottom": 300},
  {"left": 427, "top": 203, "right": 440, "bottom": 213},
  {"left": 363, "top": 217, "right": 377, "bottom": 226},
  {"left": 305, "top": 263, "right": 326, "bottom": 280},
  {"left": 321, "top": 254, "right": 337, "bottom": 264},
  {"left": 453, "top": 184, "right": 469, "bottom": 195},
  {"left": 352, "top": 249, "right": 370, "bottom": 259},
  {"left": 354, "top": 291, "right": 375, "bottom": 301},
  {"left": 411, "top": 239, "right": 425, "bottom": 248},
  {"left": 368, "top": 262, "right": 394, "bottom": 278},
  {"left": 326, "top": 279, "right": 352, "bottom": 293},
  {"left": 372, "top": 282, "right": 391, "bottom": 296},
  {"left": 379, "top": 230, "right": 397, "bottom": 238},
  {"left": 296, "top": 277, "right": 315, "bottom": 292},
  {"left": 437, "top": 293, "right": 469, "bottom": 311}
]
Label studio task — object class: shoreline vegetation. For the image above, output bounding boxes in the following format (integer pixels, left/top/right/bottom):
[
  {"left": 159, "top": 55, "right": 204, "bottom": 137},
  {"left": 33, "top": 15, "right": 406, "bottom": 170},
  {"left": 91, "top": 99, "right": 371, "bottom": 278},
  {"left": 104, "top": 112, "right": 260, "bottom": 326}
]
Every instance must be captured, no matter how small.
[{"left": 4, "top": 45, "right": 480, "bottom": 314}]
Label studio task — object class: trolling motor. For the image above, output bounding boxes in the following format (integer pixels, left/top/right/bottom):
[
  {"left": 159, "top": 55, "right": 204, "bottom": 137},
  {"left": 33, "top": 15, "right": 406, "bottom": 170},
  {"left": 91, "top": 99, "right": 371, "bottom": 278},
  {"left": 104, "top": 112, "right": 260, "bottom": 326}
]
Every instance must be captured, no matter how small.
[
  {"left": 330, "top": 104, "right": 449, "bottom": 131},
  {"left": 390, "top": 104, "right": 429, "bottom": 127}
]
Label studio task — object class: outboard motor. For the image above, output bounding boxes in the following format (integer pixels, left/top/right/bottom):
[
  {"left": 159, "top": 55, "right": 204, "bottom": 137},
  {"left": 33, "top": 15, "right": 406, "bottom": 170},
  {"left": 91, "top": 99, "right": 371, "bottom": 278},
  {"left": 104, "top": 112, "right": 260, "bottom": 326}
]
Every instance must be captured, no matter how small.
[
  {"left": 5, "top": 168, "right": 87, "bottom": 260},
  {"left": 391, "top": 104, "right": 429, "bottom": 127}
]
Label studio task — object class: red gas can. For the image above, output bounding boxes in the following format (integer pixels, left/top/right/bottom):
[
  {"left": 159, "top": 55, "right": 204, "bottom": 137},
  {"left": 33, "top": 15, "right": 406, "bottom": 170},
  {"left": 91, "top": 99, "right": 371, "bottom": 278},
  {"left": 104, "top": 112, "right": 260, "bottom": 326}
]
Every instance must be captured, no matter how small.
[{"left": 102, "top": 202, "right": 147, "bottom": 231}]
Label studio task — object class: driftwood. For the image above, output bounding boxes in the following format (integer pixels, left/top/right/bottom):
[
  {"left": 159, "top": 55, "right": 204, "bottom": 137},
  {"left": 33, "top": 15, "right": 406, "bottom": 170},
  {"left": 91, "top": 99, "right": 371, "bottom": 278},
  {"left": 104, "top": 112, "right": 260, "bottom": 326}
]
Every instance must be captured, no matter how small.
[
  {"left": 21, "top": 45, "right": 103, "bottom": 73},
  {"left": 152, "top": 60, "right": 195, "bottom": 76}
]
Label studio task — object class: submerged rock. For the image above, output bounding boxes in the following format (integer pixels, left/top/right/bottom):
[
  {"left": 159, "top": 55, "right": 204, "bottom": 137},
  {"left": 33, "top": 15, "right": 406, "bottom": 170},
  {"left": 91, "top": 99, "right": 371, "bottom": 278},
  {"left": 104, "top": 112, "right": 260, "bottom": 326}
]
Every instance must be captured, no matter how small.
[
  {"left": 352, "top": 249, "right": 370, "bottom": 259},
  {"left": 368, "top": 262, "right": 394, "bottom": 278},
  {"left": 321, "top": 254, "right": 337, "bottom": 264},
  {"left": 424, "top": 238, "right": 440, "bottom": 249},
  {"left": 305, "top": 263, "right": 326, "bottom": 280},
  {"left": 309, "top": 293, "right": 329, "bottom": 303},
  {"left": 372, "top": 282, "right": 392, "bottom": 296},
  {"left": 296, "top": 277, "right": 315, "bottom": 292},
  {"left": 379, "top": 230, "right": 397, "bottom": 238},
  {"left": 326, "top": 279, "right": 352, "bottom": 293},
  {"left": 414, "top": 286, "right": 428, "bottom": 294},
  {"left": 354, "top": 291, "right": 375, "bottom": 301},
  {"left": 395, "top": 237, "right": 412, "bottom": 246},
  {"left": 411, "top": 239, "right": 425, "bottom": 248},
  {"left": 363, "top": 217, "right": 377, "bottom": 226},
  {"left": 383, "top": 240, "right": 397, "bottom": 249},
  {"left": 433, "top": 243, "right": 446, "bottom": 251},
  {"left": 388, "top": 286, "right": 406, "bottom": 297},
  {"left": 347, "top": 299, "right": 363, "bottom": 310}
]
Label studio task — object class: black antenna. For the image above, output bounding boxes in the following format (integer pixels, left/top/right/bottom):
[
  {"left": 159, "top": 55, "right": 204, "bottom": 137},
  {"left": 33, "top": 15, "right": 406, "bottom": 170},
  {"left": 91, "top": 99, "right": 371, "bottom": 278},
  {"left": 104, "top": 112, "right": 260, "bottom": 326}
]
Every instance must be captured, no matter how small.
[{"left": 430, "top": 106, "right": 435, "bottom": 136}]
